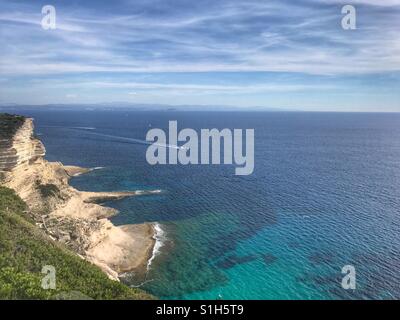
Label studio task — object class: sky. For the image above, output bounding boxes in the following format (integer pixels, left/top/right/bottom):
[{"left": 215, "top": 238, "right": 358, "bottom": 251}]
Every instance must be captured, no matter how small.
[{"left": 0, "top": 0, "right": 399, "bottom": 111}]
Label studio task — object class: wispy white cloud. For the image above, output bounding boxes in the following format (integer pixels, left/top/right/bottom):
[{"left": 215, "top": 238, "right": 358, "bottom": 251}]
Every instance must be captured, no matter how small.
[
  {"left": 0, "top": 0, "right": 399, "bottom": 110},
  {"left": 1, "top": 0, "right": 399, "bottom": 76},
  {"left": 317, "top": 0, "right": 400, "bottom": 6},
  {"left": 22, "top": 79, "right": 337, "bottom": 94}
]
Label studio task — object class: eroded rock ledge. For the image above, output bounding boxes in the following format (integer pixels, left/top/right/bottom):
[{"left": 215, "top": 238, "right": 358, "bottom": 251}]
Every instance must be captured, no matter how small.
[{"left": 0, "top": 114, "right": 156, "bottom": 280}]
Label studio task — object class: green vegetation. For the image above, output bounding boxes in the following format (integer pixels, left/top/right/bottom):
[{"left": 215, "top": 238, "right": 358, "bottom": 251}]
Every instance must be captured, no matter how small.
[
  {"left": 0, "top": 113, "right": 26, "bottom": 140},
  {"left": 0, "top": 186, "right": 153, "bottom": 300},
  {"left": 35, "top": 182, "right": 60, "bottom": 198}
]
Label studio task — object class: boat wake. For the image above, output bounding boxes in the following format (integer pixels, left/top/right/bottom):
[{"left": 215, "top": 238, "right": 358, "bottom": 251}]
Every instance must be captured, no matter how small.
[
  {"left": 73, "top": 129, "right": 182, "bottom": 150},
  {"left": 42, "top": 125, "right": 183, "bottom": 150}
]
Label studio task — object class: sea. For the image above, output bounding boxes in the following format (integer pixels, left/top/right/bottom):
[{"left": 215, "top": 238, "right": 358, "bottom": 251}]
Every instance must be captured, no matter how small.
[{"left": 2, "top": 108, "right": 400, "bottom": 300}]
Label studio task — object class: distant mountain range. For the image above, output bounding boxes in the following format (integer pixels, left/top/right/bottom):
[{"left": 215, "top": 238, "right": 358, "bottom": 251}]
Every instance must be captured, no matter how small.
[{"left": 0, "top": 102, "right": 295, "bottom": 112}]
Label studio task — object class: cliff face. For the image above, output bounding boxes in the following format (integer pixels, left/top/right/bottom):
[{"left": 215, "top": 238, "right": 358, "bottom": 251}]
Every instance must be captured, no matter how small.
[
  {"left": 0, "top": 114, "right": 155, "bottom": 281},
  {"left": 0, "top": 186, "right": 153, "bottom": 300},
  {"left": 0, "top": 118, "right": 45, "bottom": 172}
]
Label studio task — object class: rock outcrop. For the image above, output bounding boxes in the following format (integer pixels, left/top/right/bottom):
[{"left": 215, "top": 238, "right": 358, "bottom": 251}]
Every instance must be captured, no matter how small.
[
  {"left": 0, "top": 114, "right": 156, "bottom": 281},
  {"left": 0, "top": 115, "right": 44, "bottom": 172}
]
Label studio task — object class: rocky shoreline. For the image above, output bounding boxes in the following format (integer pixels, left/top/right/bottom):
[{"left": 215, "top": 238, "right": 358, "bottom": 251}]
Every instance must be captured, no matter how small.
[{"left": 0, "top": 115, "right": 158, "bottom": 281}]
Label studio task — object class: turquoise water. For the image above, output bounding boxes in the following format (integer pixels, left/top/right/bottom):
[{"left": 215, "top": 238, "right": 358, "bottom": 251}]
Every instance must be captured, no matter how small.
[{"left": 4, "top": 109, "right": 400, "bottom": 299}]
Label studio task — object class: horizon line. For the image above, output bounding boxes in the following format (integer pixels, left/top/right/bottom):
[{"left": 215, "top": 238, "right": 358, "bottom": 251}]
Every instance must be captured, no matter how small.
[{"left": 0, "top": 102, "right": 399, "bottom": 113}]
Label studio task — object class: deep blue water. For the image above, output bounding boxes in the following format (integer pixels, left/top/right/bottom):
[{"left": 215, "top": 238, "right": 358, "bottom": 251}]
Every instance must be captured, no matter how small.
[{"left": 3, "top": 109, "right": 400, "bottom": 299}]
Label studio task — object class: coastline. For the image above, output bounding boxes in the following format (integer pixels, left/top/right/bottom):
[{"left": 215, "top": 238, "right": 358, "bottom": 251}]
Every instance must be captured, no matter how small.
[
  {"left": 86, "top": 220, "right": 157, "bottom": 279},
  {"left": 65, "top": 166, "right": 160, "bottom": 279},
  {"left": 147, "top": 223, "right": 165, "bottom": 271},
  {"left": 0, "top": 116, "right": 159, "bottom": 281}
]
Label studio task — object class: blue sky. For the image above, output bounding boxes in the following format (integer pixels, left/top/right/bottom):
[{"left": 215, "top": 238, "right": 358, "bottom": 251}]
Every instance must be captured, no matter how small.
[{"left": 0, "top": 0, "right": 399, "bottom": 111}]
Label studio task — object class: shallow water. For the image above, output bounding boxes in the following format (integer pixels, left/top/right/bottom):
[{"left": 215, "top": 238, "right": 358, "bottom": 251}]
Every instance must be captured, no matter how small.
[{"left": 6, "top": 109, "right": 400, "bottom": 299}]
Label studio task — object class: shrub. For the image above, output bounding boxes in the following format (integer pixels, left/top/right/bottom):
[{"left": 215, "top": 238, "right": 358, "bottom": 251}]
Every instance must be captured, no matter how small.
[
  {"left": 35, "top": 182, "right": 60, "bottom": 198},
  {"left": 0, "top": 187, "right": 153, "bottom": 300},
  {"left": 0, "top": 113, "right": 26, "bottom": 140}
]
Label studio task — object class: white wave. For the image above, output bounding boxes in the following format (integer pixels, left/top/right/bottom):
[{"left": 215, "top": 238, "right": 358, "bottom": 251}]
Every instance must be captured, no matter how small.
[
  {"left": 72, "top": 126, "right": 96, "bottom": 130},
  {"left": 72, "top": 166, "right": 104, "bottom": 176},
  {"left": 90, "top": 166, "right": 104, "bottom": 171},
  {"left": 147, "top": 223, "right": 165, "bottom": 271}
]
